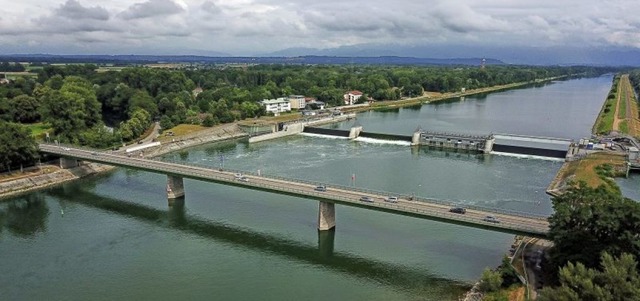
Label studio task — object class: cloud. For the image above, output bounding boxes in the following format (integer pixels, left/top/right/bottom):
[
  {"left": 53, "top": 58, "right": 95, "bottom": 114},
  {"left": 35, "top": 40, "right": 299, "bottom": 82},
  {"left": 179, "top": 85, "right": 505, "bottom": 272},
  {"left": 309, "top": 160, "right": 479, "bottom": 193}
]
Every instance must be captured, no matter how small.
[
  {"left": 0, "top": 0, "right": 639, "bottom": 59},
  {"left": 119, "top": 0, "right": 185, "bottom": 20},
  {"left": 201, "top": 1, "right": 221, "bottom": 15},
  {"left": 55, "top": 0, "right": 109, "bottom": 20}
]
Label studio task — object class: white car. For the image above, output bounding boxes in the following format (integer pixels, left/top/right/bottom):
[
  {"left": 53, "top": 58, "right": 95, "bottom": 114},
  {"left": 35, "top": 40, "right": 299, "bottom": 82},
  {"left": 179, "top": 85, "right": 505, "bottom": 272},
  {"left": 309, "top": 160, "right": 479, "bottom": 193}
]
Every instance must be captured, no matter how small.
[
  {"left": 234, "top": 173, "right": 243, "bottom": 179},
  {"left": 62, "top": 147, "right": 71, "bottom": 151},
  {"left": 384, "top": 196, "right": 398, "bottom": 203}
]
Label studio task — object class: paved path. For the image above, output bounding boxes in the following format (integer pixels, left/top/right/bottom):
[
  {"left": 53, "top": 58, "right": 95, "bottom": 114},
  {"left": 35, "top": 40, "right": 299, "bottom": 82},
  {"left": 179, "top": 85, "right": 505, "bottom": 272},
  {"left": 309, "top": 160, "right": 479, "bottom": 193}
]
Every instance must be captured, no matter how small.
[{"left": 40, "top": 143, "right": 550, "bottom": 237}]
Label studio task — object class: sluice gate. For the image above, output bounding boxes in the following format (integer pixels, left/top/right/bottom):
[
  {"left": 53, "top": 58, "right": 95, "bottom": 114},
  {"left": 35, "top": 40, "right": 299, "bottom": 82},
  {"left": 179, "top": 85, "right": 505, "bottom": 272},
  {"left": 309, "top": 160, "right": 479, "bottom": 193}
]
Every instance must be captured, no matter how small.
[
  {"left": 303, "top": 126, "right": 572, "bottom": 159},
  {"left": 492, "top": 134, "right": 572, "bottom": 158},
  {"left": 303, "top": 127, "right": 350, "bottom": 137}
]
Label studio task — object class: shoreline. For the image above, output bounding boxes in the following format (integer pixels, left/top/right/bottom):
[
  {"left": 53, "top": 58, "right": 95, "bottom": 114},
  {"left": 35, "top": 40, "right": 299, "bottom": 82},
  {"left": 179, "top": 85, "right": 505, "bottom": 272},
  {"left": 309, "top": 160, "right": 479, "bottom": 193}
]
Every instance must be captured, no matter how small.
[
  {"left": 341, "top": 75, "right": 569, "bottom": 114},
  {"left": 0, "top": 124, "right": 248, "bottom": 201}
]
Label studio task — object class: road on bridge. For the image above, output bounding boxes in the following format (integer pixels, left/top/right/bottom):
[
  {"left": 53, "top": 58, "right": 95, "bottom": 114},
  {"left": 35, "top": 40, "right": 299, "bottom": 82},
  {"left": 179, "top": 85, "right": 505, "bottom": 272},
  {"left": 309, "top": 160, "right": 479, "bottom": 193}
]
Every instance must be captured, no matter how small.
[{"left": 40, "top": 143, "right": 550, "bottom": 236}]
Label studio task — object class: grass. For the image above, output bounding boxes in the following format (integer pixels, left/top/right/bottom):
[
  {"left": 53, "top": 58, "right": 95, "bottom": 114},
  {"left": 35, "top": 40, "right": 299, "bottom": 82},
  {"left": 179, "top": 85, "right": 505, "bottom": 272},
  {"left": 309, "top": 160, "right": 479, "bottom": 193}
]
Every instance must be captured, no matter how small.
[
  {"left": 619, "top": 120, "right": 629, "bottom": 134},
  {"left": 560, "top": 152, "right": 626, "bottom": 193},
  {"left": 25, "top": 122, "right": 52, "bottom": 139},
  {"left": 156, "top": 124, "right": 207, "bottom": 142},
  {"left": 618, "top": 82, "right": 627, "bottom": 120},
  {"left": 594, "top": 96, "right": 616, "bottom": 134}
]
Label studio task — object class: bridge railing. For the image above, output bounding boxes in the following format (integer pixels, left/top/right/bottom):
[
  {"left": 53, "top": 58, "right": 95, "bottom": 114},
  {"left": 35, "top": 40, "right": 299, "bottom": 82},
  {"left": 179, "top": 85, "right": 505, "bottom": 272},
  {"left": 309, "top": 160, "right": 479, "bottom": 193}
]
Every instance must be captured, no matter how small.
[
  {"left": 40, "top": 146, "right": 547, "bottom": 220},
  {"left": 156, "top": 157, "right": 548, "bottom": 220}
]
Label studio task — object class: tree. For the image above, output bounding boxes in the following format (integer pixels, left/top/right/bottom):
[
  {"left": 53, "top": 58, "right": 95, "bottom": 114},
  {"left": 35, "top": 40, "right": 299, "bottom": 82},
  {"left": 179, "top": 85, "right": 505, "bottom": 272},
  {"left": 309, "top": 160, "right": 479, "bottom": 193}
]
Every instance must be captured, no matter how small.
[
  {"left": 128, "top": 90, "right": 158, "bottom": 118},
  {"left": 538, "top": 253, "right": 640, "bottom": 301},
  {"left": 7, "top": 94, "right": 40, "bottom": 123},
  {"left": 0, "top": 122, "right": 38, "bottom": 172},
  {"left": 479, "top": 268, "right": 503, "bottom": 292},
  {"left": 39, "top": 77, "right": 102, "bottom": 142},
  {"left": 547, "top": 182, "right": 640, "bottom": 276}
]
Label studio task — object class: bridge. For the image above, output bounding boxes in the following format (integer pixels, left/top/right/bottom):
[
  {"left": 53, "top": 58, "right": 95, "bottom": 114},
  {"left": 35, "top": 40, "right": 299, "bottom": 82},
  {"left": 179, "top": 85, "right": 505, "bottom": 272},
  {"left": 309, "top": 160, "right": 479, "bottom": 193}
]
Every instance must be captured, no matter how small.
[{"left": 39, "top": 143, "right": 550, "bottom": 237}]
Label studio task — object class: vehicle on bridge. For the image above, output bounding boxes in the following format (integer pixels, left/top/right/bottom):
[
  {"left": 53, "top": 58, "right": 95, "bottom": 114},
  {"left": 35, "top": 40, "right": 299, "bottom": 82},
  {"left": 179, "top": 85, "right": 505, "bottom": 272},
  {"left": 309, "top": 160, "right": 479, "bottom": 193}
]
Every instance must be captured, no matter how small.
[
  {"left": 359, "top": 196, "right": 374, "bottom": 203},
  {"left": 314, "top": 185, "right": 327, "bottom": 192},
  {"left": 234, "top": 173, "right": 244, "bottom": 179},
  {"left": 237, "top": 176, "right": 249, "bottom": 182},
  {"left": 384, "top": 196, "right": 398, "bottom": 203},
  {"left": 483, "top": 215, "right": 500, "bottom": 223},
  {"left": 449, "top": 207, "right": 466, "bottom": 214}
]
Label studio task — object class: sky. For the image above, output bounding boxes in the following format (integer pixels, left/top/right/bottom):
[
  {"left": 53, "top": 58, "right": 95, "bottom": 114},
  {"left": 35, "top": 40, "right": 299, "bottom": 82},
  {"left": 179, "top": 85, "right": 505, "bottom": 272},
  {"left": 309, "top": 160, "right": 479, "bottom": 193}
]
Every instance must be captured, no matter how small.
[{"left": 0, "top": 0, "right": 639, "bottom": 58}]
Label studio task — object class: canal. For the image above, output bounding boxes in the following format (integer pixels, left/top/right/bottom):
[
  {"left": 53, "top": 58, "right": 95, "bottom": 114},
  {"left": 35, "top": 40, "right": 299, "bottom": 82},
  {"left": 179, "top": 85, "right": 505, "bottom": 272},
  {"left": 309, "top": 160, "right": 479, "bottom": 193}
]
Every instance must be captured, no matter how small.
[{"left": 0, "top": 75, "right": 613, "bottom": 300}]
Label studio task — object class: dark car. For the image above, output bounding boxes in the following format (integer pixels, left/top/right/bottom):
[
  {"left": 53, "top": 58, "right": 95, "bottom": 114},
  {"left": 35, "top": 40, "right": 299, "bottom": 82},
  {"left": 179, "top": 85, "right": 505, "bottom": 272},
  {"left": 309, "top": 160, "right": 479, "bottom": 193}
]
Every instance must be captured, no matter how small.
[
  {"left": 449, "top": 207, "right": 466, "bottom": 214},
  {"left": 483, "top": 215, "right": 500, "bottom": 223},
  {"left": 359, "top": 196, "right": 374, "bottom": 203}
]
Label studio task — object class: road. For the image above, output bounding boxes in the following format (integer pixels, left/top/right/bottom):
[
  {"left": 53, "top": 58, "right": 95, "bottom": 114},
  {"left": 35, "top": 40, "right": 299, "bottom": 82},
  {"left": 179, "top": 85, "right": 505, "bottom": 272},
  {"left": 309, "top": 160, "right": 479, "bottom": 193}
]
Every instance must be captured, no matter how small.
[{"left": 41, "top": 143, "right": 550, "bottom": 237}]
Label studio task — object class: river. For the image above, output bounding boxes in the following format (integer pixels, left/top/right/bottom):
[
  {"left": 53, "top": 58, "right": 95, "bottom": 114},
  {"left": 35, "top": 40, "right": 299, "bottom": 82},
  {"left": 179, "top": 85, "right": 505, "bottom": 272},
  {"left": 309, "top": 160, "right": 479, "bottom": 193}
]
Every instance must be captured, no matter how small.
[{"left": 0, "top": 75, "right": 614, "bottom": 300}]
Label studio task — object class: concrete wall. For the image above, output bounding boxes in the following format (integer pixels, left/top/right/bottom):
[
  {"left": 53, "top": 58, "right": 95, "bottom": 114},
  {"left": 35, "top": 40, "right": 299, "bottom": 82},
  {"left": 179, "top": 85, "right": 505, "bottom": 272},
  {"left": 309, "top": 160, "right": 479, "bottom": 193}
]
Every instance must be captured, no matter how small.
[
  {"left": 348, "top": 126, "right": 363, "bottom": 139},
  {"left": 249, "top": 122, "right": 304, "bottom": 143}
]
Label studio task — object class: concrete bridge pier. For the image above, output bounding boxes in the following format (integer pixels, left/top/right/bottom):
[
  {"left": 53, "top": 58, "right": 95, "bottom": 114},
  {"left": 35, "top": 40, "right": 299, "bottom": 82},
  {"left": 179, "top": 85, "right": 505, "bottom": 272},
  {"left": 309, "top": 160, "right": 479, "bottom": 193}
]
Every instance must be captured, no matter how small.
[
  {"left": 318, "top": 228, "right": 335, "bottom": 258},
  {"left": 317, "top": 201, "right": 336, "bottom": 231},
  {"left": 59, "top": 157, "right": 78, "bottom": 169},
  {"left": 167, "top": 175, "right": 185, "bottom": 200},
  {"left": 348, "top": 126, "right": 363, "bottom": 139},
  {"left": 484, "top": 136, "right": 495, "bottom": 153},
  {"left": 411, "top": 131, "right": 421, "bottom": 145}
]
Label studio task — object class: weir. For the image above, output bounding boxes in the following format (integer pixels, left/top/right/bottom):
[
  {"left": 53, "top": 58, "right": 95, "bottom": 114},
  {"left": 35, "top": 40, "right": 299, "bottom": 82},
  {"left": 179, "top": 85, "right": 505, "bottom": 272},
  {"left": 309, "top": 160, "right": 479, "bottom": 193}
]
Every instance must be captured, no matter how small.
[
  {"left": 304, "top": 127, "right": 573, "bottom": 159},
  {"left": 492, "top": 134, "right": 572, "bottom": 158}
]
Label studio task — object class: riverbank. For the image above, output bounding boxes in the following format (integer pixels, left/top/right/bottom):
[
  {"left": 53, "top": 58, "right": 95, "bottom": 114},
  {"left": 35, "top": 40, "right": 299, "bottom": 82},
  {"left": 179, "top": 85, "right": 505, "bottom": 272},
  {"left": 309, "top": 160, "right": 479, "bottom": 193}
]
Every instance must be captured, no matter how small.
[
  {"left": 0, "top": 124, "right": 248, "bottom": 200},
  {"left": 341, "top": 76, "right": 569, "bottom": 114}
]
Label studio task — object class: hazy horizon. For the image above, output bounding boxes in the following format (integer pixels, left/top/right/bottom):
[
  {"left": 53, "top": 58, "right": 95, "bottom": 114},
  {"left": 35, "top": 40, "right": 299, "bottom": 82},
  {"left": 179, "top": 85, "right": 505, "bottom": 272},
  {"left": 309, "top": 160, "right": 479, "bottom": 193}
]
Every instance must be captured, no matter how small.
[{"left": 1, "top": 0, "right": 639, "bottom": 65}]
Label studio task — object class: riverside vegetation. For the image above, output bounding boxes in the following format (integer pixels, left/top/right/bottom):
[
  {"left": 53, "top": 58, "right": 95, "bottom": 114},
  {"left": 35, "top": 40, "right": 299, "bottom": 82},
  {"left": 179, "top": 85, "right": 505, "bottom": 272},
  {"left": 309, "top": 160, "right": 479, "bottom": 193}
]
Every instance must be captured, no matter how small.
[{"left": 0, "top": 63, "right": 621, "bottom": 173}]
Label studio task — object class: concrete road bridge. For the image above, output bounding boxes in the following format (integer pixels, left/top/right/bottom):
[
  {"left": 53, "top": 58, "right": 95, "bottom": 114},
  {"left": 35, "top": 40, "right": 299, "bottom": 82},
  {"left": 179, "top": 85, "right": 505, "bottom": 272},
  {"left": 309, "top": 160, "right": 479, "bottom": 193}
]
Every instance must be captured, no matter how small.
[{"left": 39, "top": 143, "right": 550, "bottom": 237}]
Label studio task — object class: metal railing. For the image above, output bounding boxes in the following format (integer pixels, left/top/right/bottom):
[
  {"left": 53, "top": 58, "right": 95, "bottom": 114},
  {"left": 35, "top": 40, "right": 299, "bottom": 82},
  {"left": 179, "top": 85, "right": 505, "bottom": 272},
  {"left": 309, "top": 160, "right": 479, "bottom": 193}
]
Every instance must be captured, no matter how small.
[{"left": 39, "top": 143, "right": 550, "bottom": 234}]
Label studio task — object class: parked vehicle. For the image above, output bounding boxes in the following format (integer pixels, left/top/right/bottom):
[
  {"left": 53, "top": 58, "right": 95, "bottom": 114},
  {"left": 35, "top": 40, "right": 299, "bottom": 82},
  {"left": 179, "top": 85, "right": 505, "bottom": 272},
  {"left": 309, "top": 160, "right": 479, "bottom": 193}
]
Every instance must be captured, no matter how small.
[
  {"left": 449, "top": 207, "right": 466, "bottom": 214},
  {"left": 314, "top": 185, "right": 327, "bottom": 192},
  {"left": 483, "top": 215, "right": 500, "bottom": 223}
]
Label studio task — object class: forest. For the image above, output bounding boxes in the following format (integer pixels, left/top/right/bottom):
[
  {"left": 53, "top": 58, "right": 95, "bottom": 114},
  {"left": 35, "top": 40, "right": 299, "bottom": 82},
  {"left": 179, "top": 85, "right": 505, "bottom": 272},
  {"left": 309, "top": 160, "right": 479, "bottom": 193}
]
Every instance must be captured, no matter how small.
[{"left": 0, "top": 63, "right": 621, "bottom": 171}]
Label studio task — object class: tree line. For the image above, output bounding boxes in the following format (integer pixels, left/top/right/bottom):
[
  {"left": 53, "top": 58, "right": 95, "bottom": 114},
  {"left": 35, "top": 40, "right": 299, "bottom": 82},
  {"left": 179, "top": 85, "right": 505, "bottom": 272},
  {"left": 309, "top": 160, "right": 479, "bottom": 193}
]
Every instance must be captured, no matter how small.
[{"left": 0, "top": 63, "right": 624, "bottom": 172}]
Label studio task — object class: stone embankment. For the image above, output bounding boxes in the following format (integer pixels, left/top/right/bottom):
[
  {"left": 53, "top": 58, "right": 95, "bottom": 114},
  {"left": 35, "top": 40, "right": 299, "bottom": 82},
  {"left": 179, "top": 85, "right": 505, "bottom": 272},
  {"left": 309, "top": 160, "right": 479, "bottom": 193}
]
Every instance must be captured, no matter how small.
[
  {"left": 0, "top": 163, "right": 113, "bottom": 200},
  {"left": 0, "top": 124, "right": 248, "bottom": 200}
]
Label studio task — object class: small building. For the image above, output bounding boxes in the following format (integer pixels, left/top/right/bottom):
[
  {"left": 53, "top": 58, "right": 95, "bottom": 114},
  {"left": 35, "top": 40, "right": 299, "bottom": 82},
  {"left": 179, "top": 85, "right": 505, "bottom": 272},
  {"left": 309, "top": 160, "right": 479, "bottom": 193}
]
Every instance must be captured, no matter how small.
[
  {"left": 288, "top": 95, "right": 306, "bottom": 110},
  {"left": 0, "top": 78, "right": 10, "bottom": 85},
  {"left": 261, "top": 97, "right": 291, "bottom": 114},
  {"left": 343, "top": 90, "right": 363, "bottom": 105}
]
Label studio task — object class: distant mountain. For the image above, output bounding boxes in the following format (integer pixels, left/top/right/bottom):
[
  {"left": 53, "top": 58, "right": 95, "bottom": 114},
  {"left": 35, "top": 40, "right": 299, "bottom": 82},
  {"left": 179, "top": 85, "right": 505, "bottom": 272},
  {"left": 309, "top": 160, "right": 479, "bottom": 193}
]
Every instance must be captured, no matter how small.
[
  {"left": 0, "top": 54, "right": 503, "bottom": 66},
  {"left": 264, "top": 44, "right": 640, "bottom": 66}
]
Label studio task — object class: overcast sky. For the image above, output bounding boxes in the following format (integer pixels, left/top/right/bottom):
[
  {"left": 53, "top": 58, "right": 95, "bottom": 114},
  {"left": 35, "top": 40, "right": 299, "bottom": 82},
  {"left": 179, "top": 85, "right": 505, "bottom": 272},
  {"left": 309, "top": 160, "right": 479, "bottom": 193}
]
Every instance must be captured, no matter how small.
[{"left": 0, "top": 0, "right": 638, "bottom": 56}]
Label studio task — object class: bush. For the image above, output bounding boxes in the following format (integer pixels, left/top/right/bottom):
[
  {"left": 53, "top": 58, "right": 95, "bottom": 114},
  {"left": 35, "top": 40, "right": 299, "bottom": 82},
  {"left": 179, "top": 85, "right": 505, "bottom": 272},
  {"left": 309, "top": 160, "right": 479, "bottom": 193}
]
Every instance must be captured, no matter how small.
[{"left": 479, "top": 268, "right": 503, "bottom": 292}]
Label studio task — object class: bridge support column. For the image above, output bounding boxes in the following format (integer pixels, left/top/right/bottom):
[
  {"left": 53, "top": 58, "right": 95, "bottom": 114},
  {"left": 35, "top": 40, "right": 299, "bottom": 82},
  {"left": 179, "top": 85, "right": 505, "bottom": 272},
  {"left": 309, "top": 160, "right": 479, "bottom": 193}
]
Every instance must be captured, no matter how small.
[
  {"left": 318, "top": 228, "right": 335, "bottom": 258},
  {"left": 348, "top": 126, "right": 363, "bottom": 139},
  {"left": 167, "top": 175, "right": 185, "bottom": 199},
  {"left": 411, "top": 131, "right": 421, "bottom": 145},
  {"left": 59, "top": 157, "right": 78, "bottom": 169},
  {"left": 484, "top": 136, "right": 495, "bottom": 153},
  {"left": 317, "top": 201, "right": 336, "bottom": 231}
]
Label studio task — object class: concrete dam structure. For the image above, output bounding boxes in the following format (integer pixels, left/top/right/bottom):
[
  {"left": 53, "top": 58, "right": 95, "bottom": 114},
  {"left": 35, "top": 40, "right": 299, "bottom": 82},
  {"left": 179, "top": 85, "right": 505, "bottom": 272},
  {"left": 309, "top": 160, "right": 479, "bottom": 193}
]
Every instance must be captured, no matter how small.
[{"left": 304, "top": 126, "right": 573, "bottom": 159}]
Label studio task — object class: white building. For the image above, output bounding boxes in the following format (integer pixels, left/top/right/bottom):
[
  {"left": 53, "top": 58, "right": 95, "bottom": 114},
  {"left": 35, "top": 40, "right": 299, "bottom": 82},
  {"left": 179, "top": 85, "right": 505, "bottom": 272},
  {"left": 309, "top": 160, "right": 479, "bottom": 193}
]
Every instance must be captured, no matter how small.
[
  {"left": 288, "top": 95, "right": 306, "bottom": 110},
  {"left": 343, "top": 90, "right": 363, "bottom": 105},
  {"left": 261, "top": 97, "right": 291, "bottom": 114}
]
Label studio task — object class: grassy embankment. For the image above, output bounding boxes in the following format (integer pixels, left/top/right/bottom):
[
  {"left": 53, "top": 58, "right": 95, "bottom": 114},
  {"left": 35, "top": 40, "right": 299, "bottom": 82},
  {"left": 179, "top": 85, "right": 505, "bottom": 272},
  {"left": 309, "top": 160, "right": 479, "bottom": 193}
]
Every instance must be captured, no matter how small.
[
  {"left": 551, "top": 152, "right": 626, "bottom": 194},
  {"left": 155, "top": 124, "right": 206, "bottom": 142},
  {"left": 592, "top": 76, "right": 619, "bottom": 135}
]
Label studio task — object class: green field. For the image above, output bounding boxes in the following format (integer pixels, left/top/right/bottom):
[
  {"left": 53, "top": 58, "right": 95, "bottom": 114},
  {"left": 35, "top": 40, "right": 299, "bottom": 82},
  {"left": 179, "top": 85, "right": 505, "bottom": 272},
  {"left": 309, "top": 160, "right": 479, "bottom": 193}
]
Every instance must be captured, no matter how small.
[{"left": 25, "top": 123, "right": 52, "bottom": 139}]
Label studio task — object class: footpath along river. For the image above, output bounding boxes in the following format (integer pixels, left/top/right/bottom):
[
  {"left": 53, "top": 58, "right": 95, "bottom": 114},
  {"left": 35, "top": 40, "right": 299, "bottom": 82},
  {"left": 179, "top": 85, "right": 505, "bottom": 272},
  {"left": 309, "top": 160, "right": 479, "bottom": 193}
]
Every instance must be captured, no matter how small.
[{"left": 0, "top": 75, "right": 614, "bottom": 300}]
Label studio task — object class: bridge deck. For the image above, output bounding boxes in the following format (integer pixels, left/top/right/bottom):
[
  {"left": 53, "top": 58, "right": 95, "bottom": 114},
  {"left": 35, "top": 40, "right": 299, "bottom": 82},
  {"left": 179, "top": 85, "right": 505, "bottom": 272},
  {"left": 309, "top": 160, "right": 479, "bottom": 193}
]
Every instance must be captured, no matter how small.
[{"left": 39, "top": 143, "right": 549, "bottom": 237}]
